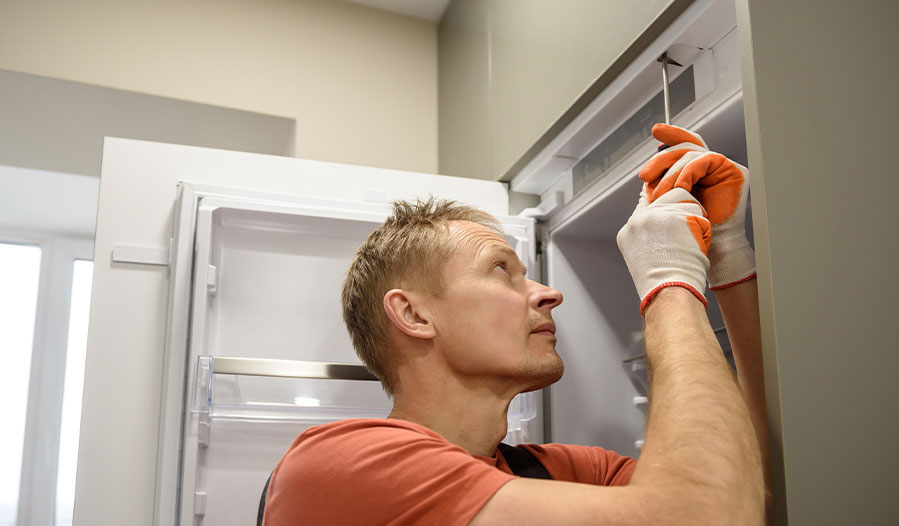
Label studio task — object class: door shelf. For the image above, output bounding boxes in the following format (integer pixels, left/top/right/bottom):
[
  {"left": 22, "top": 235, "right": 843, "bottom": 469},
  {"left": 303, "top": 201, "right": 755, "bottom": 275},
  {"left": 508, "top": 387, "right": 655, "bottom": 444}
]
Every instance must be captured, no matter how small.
[
  {"left": 192, "top": 355, "right": 391, "bottom": 424},
  {"left": 189, "top": 354, "right": 539, "bottom": 439}
]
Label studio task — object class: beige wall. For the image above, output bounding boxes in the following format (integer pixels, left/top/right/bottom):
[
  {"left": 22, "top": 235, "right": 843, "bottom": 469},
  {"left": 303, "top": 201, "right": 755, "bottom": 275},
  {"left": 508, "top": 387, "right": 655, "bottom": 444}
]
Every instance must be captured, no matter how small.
[{"left": 0, "top": 0, "right": 438, "bottom": 173}]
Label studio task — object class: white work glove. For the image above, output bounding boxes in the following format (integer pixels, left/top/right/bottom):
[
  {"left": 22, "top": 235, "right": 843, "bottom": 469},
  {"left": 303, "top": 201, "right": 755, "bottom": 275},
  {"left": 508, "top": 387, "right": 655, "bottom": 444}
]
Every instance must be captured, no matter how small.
[
  {"left": 617, "top": 187, "right": 711, "bottom": 317},
  {"left": 638, "top": 124, "right": 756, "bottom": 290}
]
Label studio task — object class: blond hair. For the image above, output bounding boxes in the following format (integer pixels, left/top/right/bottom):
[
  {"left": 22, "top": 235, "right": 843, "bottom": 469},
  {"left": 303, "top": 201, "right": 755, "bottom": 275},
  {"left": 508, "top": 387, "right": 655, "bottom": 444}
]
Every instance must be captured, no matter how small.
[{"left": 341, "top": 197, "right": 503, "bottom": 396}]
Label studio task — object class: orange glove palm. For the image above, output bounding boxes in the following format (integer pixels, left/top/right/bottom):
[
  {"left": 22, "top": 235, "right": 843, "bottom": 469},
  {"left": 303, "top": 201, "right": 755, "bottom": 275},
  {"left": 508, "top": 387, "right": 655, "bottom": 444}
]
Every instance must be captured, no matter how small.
[{"left": 639, "top": 124, "right": 756, "bottom": 289}]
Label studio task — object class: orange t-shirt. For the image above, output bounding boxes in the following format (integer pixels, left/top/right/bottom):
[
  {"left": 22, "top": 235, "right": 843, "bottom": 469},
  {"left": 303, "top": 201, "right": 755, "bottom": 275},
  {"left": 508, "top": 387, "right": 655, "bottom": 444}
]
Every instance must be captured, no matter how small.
[{"left": 263, "top": 418, "right": 636, "bottom": 526}]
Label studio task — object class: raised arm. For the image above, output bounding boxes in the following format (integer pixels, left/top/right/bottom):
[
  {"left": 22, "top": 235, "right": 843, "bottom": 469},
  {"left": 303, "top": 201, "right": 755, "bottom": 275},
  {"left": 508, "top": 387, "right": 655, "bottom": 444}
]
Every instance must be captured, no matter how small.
[
  {"left": 714, "top": 279, "right": 771, "bottom": 519},
  {"left": 635, "top": 286, "right": 764, "bottom": 521},
  {"left": 642, "top": 122, "right": 771, "bottom": 521},
  {"left": 471, "top": 189, "right": 765, "bottom": 525}
]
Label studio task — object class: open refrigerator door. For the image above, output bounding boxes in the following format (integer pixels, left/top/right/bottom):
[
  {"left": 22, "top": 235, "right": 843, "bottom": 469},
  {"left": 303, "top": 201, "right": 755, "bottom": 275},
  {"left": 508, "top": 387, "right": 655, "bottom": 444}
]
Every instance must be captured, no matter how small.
[{"left": 156, "top": 183, "right": 539, "bottom": 525}]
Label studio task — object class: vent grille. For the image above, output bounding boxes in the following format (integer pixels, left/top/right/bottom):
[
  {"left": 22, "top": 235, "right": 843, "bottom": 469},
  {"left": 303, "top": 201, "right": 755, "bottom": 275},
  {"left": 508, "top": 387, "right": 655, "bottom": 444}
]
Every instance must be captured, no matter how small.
[{"left": 572, "top": 65, "right": 696, "bottom": 195}]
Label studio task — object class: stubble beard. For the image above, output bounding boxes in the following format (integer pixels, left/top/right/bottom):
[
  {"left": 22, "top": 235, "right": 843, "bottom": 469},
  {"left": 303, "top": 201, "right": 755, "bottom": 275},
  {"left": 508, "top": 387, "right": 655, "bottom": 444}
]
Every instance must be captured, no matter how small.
[{"left": 519, "top": 351, "right": 565, "bottom": 393}]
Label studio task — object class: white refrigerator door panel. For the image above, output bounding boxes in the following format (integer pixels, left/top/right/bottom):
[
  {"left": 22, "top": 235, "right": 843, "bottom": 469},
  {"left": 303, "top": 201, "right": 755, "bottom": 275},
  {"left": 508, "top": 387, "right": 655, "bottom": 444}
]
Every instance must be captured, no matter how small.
[
  {"left": 162, "top": 184, "right": 538, "bottom": 526},
  {"left": 176, "top": 194, "right": 397, "bottom": 526},
  {"left": 81, "top": 139, "right": 529, "bottom": 526},
  {"left": 193, "top": 196, "right": 390, "bottom": 364}
]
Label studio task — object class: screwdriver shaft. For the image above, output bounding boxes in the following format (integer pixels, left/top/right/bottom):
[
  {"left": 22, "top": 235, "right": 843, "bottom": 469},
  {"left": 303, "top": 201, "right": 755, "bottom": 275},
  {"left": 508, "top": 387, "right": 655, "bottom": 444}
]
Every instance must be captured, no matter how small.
[{"left": 661, "top": 52, "right": 671, "bottom": 125}]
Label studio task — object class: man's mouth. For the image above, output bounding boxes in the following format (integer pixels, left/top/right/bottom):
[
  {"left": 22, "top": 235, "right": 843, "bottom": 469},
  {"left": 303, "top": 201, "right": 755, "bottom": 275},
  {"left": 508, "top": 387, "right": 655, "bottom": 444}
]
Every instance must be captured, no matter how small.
[{"left": 531, "top": 322, "right": 556, "bottom": 335}]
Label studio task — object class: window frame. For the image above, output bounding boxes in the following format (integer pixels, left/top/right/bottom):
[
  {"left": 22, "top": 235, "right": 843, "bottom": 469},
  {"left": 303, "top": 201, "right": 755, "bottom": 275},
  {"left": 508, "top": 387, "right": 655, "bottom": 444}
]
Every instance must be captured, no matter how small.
[{"left": 2, "top": 228, "right": 93, "bottom": 526}]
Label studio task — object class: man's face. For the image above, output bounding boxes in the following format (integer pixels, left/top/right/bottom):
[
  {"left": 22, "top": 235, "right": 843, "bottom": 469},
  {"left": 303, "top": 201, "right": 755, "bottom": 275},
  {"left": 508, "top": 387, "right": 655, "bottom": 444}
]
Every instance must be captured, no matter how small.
[{"left": 428, "top": 221, "right": 564, "bottom": 392}]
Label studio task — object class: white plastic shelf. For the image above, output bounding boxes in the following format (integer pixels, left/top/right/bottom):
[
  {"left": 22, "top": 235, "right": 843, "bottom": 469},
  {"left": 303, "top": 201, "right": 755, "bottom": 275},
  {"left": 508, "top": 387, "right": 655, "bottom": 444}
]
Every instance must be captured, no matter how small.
[{"left": 192, "top": 355, "right": 391, "bottom": 424}]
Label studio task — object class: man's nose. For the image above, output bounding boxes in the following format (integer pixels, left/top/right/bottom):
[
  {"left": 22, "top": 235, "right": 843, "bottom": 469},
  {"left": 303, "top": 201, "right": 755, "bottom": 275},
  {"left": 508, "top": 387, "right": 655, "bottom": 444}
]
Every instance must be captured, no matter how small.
[{"left": 531, "top": 281, "right": 563, "bottom": 311}]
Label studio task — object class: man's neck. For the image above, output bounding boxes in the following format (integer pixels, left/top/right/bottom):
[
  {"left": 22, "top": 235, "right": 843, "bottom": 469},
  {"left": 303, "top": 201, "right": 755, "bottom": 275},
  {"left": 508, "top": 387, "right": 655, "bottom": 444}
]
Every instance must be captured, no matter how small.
[{"left": 388, "top": 381, "right": 518, "bottom": 457}]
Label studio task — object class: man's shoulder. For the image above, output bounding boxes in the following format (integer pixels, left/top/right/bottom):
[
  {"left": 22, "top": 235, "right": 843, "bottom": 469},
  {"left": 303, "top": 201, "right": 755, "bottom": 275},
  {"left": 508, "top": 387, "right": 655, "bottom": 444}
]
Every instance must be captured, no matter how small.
[
  {"left": 265, "top": 419, "right": 515, "bottom": 525},
  {"left": 277, "top": 418, "right": 472, "bottom": 478},
  {"left": 517, "top": 442, "right": 636, "bottom": 486},
  {"left": 287, "top": 418, "right": 449, "bottom": 456},
  {"left": 300, "top": 417, "right": 440, "bottom": 438}
]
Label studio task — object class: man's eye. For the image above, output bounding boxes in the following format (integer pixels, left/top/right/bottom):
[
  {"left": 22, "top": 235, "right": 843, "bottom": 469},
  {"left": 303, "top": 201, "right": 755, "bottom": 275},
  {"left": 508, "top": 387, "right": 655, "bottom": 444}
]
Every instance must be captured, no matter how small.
[{"left": 493, "top": 262, "right": 509, "bottom": 273}]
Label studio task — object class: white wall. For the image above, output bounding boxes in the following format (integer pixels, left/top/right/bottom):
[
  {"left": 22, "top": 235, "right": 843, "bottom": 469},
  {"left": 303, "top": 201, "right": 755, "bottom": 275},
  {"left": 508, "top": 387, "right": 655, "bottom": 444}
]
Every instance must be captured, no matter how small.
[
  {"left": 0, "top": 0, "right": 438, "bottom": 174},
  {"left": 0, "top": 166, "right": 99, "bottom": 236},
  {"left": 0, "top": 69, "right": 297, "bottom": 179}
]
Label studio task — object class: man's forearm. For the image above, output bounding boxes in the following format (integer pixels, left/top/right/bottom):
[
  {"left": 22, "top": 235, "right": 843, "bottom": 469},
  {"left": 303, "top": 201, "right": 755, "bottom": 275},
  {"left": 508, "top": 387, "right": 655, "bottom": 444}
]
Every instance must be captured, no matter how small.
[
  {"left": 631, "top": 287, "right": 765, "bottom": 523},
  {"left": 714, "top": 278, "right": 772, "bottom": 517}
]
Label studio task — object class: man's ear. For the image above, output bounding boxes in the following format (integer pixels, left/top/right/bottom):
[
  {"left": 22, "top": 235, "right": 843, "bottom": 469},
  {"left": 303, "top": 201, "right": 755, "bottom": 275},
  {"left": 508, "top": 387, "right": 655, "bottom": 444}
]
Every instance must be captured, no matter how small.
[{"left": 383, "top": 289, "right": 436, "bottom": 340}]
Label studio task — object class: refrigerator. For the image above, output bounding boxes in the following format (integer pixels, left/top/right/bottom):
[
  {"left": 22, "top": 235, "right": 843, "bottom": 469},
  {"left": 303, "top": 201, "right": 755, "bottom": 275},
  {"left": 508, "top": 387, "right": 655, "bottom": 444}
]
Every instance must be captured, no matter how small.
[{"left": 77, "top": 1, "right": 750, "bottom": 524}]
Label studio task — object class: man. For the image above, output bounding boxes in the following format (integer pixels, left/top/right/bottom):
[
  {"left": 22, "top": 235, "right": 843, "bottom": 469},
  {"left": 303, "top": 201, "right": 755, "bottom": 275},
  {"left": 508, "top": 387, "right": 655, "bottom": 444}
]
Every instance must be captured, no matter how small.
[{"left": 262, "top": 125, "right": 769, "bottom": 524}]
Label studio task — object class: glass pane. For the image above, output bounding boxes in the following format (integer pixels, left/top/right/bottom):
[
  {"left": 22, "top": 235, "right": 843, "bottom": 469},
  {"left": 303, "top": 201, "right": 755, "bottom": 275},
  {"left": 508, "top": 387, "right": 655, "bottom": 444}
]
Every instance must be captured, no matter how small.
[
  {"left": 0, "top": 243, "right": 42, "bottom": 526},
  {"left": 55, "top": 260, "right": 93, "bottom": 526}
]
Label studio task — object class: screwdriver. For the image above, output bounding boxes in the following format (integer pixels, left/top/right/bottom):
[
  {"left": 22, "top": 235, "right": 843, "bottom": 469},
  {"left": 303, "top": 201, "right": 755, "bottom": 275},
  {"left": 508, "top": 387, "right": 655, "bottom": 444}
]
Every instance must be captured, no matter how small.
[{"left": 657, "top": 52, "right": 683, "bottom": 151}]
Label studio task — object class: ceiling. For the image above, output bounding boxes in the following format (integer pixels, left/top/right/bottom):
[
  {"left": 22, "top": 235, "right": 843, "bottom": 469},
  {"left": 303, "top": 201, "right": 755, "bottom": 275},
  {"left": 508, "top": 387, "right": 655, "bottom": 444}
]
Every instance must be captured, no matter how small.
[{"left": 342, "top": 0, "right": 452, "bottom": 21}]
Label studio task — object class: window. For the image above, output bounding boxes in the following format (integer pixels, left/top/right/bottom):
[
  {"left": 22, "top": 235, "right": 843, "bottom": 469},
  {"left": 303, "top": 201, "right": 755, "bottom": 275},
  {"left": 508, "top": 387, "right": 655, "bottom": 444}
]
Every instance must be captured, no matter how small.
[
  {"left": 55, "top": 260, "right": 93, "bottom": 526},
  {"left": 0, "top": 243, "right": 42, "bottom": 526},
  {"left": 0, "top": 237, "right": 92, "bottom": 526}
]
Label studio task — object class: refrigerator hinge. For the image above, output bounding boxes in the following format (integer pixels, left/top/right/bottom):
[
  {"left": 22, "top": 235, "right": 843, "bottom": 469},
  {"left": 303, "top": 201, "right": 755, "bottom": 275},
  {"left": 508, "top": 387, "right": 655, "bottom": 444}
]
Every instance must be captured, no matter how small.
[{"left": 519, "top": 191, "right": 564, "bottom": 220}]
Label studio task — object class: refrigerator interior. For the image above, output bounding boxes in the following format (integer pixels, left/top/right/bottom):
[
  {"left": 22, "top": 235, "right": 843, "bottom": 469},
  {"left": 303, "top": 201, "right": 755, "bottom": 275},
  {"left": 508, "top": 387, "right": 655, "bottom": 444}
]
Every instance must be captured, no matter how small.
[
  {"left": 545, "top": 93, "right": 752, "bottom": 458},
  {"left": 189, "top": 206, "right": 392, "bottom": 525},
  {"left": 180, "top": 199, "right": 539, "bottom": 525}
]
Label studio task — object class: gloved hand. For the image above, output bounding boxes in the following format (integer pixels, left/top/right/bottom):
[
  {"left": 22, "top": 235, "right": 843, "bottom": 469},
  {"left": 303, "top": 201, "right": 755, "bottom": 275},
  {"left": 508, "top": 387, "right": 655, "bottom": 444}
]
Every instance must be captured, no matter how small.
[
  {"left": 617, "top": 187, "right": 711, "bottom": 317},
  {"left": 639, "top": 123, "right": 756, "bottom": 290}
]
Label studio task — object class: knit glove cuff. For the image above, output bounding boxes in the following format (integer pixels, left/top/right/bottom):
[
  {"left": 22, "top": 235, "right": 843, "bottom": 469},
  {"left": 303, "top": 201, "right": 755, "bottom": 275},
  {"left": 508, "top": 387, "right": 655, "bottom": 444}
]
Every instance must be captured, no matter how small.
[{"left": 707, "top": 228, "right": 756, "bottom": 290}]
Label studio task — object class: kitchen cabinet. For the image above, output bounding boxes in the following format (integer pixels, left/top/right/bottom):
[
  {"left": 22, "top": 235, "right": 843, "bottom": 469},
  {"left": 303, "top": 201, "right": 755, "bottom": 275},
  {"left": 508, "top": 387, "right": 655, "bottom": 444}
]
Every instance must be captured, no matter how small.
[{"left": 438, "top": 0, "right": 684, "bottom": 180}]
